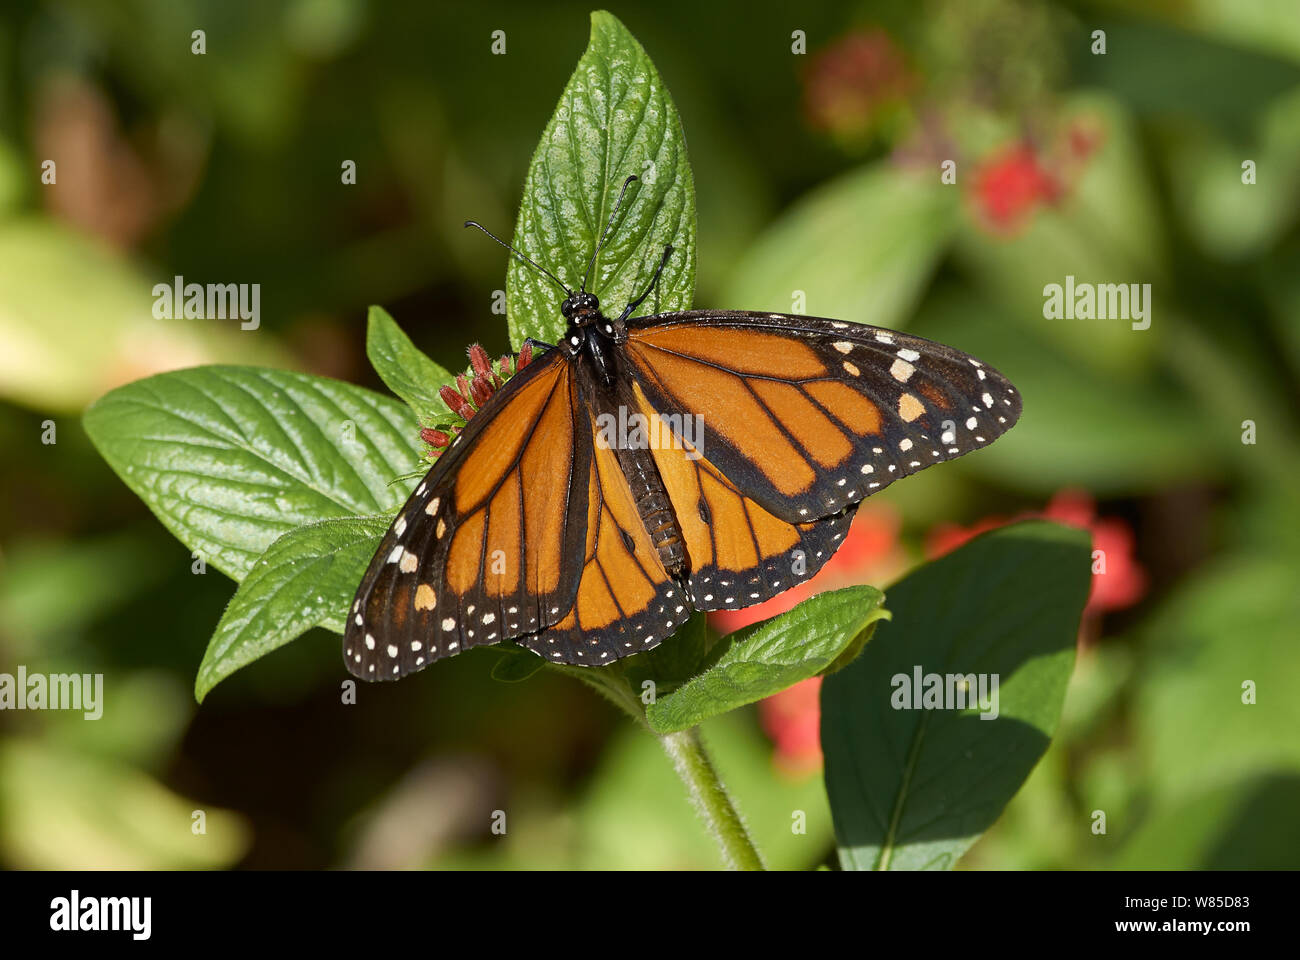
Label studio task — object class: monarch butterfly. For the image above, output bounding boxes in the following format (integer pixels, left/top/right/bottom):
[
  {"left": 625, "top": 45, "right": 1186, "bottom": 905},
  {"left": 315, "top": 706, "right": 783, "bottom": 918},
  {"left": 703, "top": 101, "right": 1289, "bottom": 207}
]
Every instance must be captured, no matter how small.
[{"left": 345, "top": 178, "right": 1021, "bottom": 679}]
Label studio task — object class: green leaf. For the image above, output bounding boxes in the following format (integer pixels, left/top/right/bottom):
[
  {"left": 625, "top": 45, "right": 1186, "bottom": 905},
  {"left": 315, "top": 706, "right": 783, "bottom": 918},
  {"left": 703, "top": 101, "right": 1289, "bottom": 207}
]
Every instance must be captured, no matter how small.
[
  {"left": 913, "top": 291, "right": 1213, "bottom": 494},
  {"left": 365, "top": 305, "right": 456, "bottom": 422},
  {"left": 822, "top": 521, "right": 1091, "bottom": 871},
  {"left": 645, "top": 586, "right": 889, "bottom": 735},
  {"left": 507, "top": 10, "right": 696, "bottom": 348},
  {"left": 195, "top": 516, "right": 389, "bottom": 701},
  {"left": 1165, "top": 87, "right": 1300, "bottom": 262},
  {"left": 722, "top": 163, "right": 956, "bottom": 328},
  {"left": 621, "top": 611, "right": 714, "bottom": 697},
  {"left": 488, "top": 644, "right": 547, "bottom": 684},
  {"left": 84, "top": 365, "right": 420, "bottom": 581}
]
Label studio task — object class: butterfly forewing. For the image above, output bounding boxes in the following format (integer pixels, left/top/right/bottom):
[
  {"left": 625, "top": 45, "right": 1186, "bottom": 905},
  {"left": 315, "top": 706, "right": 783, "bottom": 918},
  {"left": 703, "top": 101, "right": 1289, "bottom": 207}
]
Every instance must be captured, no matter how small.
[
  {"left": 344, "top": 347, "right": 593, "bottom": 680},
  {"left": 622, "top": 310, "right": 1022, "bottom": 524}
]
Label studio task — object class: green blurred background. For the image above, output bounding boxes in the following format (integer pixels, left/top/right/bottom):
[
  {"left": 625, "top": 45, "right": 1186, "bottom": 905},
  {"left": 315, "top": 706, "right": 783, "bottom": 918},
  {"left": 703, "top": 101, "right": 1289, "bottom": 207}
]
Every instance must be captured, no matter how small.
[{"left": 1, "top": 0, "right": 1297, "bottom": 869}]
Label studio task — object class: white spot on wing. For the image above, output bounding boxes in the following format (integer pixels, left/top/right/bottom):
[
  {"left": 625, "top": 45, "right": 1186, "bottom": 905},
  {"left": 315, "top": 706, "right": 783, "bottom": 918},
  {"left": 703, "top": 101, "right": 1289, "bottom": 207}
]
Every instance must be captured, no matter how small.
[{"left": 890, "top": 358, "right": 914, "bottom": 382}]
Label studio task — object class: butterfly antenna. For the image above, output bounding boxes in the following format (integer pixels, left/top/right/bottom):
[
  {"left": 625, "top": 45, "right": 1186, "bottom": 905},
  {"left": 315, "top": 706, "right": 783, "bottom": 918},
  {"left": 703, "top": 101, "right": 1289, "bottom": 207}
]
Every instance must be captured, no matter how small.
[
  {"left": 464, "top": 220, "right": 572, "bottom": 296},
  {"left": 582, "top": 174, "right": 639, "bottom": 293},
  {"left": 617, "top": 244, "right": 674, "bottom": 322}
]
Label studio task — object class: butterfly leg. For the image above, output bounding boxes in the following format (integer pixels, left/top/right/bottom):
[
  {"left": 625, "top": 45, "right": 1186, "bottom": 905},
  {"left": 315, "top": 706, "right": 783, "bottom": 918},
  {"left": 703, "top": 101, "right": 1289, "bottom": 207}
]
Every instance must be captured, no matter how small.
[{"left": 616, "top": 245, "right": 674, "bottom": 323}]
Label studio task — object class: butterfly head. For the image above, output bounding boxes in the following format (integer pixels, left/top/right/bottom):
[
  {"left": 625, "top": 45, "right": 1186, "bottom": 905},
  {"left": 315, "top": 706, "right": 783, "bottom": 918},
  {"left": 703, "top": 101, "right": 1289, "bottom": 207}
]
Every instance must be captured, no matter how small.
[{"left": 561, "top": 291, "right": 602, "bottom": 323}]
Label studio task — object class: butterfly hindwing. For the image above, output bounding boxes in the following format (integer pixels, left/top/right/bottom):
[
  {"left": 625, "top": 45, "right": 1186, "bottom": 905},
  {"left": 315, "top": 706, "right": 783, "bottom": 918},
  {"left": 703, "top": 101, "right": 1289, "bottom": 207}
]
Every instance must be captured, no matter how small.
[
  {"left": 516, "top": 408, "right": 691, "bottom": 665},
  {"left": 622, "top": 310, "right": 1021, "bottom": 524},
  {"left": 628, "top": 382, "right": 859, "bottom": 611},
  {"left": 345, "top": 345, "right": 593, "bottom": 680}
]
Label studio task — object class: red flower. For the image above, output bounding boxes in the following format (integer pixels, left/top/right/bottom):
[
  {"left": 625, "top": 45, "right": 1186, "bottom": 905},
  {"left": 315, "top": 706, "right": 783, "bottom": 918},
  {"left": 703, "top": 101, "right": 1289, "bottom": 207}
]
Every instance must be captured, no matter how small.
[
  {"left": 968, "top": 117, "right": 1106, "bottom": 237},
  {"left": 969, "top": 142, "right": 1060, "bottom": 235},
  {"left": 926, "top": 489, "right": 1147, "bottom": 618},
  {"left": 419, "top": 427, "right": 451, "bottom": 448},
  {"left": 761, "top": 676, "right": 825, "bottom": 778},
  {"left": 803, "top": 29, "right": 914, "bottom": 144}
]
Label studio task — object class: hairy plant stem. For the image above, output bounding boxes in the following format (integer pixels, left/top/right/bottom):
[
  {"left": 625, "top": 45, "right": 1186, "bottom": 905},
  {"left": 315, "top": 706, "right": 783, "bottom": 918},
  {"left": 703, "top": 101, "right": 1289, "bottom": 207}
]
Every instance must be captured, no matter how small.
[
  {"left": 658, "top": 726, "right": 766, "bottom": 870},
  {"left": 553, "top": 663, "right": 766, "bottom": 869}
]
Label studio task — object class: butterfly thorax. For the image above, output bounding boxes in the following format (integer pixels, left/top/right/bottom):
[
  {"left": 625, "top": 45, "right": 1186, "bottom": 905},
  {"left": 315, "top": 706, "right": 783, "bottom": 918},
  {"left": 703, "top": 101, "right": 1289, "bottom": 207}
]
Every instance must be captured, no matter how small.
[
  {"left": 564, "top": 296, "right": 687, "bottom": 581},
  {"left": 561, "top": 293, "right": 625, "bottom": 388}
]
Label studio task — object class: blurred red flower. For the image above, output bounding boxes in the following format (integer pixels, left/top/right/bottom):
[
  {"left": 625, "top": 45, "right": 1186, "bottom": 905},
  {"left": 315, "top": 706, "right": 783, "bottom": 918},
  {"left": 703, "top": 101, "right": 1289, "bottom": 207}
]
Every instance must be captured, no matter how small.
[
  {"left": 760, "top": 675, "right": 825, "bottom": 779},
  {"left": 968, "top": 118, "right": 1106, "bottom": 236},
  {"left": 803, "top": 29, "right": 914, "bottom": 144},
  {"left": 969, "top": 142, "right": 1060, "bottom": 235},
  {"left": 711, "top": 503, "right": 906, "bottom": 778},
  {"left": 926, "top": 489, "right": 1147, "bottom": 617}
]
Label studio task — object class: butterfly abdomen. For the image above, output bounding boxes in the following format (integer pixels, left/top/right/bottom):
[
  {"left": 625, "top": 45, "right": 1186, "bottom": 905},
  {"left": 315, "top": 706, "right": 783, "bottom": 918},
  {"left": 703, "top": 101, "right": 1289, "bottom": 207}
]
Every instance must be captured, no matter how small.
[{"left": 613, "top": 443, "right": 687, "bottom": 577}]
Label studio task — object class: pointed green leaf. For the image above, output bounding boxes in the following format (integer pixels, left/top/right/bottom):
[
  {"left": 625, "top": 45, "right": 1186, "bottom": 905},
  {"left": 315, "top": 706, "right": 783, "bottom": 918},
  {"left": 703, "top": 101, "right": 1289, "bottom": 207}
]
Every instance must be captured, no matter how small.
[
  {"left": 196, "top": 516, "right": 388, "bottom": 701},
  {"left": 507, "top": 9, "right": 695, "bottom": 348},
  {"left": 83, "top": 365, "right": 419, "bottom": 581},
  {"left": 645, "top": 586, "right": 889, "bottom": 734},
  {"left": 365, "top": 305, "right": 456, "bottom": 422},
  {"left": 822, "top": 521, "right": 1091, "bottom": 871}
]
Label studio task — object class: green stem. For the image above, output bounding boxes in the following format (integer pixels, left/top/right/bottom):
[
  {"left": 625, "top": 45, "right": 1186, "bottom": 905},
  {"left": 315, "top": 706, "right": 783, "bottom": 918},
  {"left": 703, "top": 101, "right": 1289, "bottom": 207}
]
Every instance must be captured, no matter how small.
[
  {"left": 659, "top": 727, "right": 766, "bottom": 870},
  {"left": 553, "top": 664, "right": 765, "bottom": 869}
]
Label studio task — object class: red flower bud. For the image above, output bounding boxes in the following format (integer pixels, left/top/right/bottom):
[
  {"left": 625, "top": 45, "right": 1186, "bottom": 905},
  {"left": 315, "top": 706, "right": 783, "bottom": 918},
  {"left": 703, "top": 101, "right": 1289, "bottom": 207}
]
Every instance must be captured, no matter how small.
[
  {"left": 518, "top": 342, "right": 533, "bottom": 369},
  {"left": 468, "top": 343, "right": 493, "bottom": 380},
  {"left": 439, "top": 384, "right": 474, "bottom": 420},
  {"left": 469, "top": 375, "right": 494, "bottom": 407},
  {"left": 420, "top": 427, "right": 451, "bottom": 447}
]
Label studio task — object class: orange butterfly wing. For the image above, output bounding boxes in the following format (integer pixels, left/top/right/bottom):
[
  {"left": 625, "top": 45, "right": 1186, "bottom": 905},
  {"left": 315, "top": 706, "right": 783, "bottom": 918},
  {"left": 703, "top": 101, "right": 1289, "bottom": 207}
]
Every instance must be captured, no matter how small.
[
  {"left": 348, "top": 310, "right": 1023, "bottom": 676},
  {"left": 344, "top": 347, "right": 593, "bottom": 680},
  {"left": 628, "top": 383, "right": 857, "bottom": 611},
  {"left": 623, "top": 311, "right": 1021, "bottom": 524},
  {"left": 515, "top": 425, "right": 691, "bottom": 664}
]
